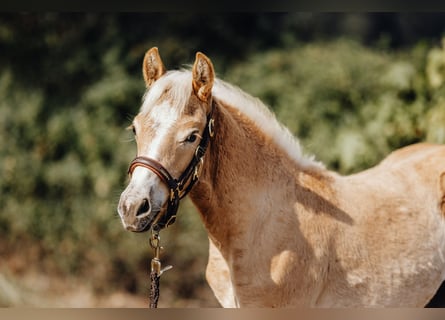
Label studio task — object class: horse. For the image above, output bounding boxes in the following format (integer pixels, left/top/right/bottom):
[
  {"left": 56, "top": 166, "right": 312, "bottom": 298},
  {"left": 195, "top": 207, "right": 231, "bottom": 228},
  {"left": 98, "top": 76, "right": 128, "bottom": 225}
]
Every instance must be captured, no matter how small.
[{"left": 117, "top": 47, "right": 445, "bottom": 307}]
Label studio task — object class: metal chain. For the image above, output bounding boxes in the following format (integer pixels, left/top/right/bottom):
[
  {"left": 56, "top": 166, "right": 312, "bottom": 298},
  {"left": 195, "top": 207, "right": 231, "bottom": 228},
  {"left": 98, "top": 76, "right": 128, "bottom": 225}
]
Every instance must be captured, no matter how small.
[{"left": 148, "top": 227, "right": 172, "bottom": 308}]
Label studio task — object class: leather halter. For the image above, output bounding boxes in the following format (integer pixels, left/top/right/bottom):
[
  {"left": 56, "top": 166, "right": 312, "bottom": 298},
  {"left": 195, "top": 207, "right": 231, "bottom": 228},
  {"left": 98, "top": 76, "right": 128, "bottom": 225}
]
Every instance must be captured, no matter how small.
[{"left": 127, "top": 101, "right": 215, "bottom": 229}]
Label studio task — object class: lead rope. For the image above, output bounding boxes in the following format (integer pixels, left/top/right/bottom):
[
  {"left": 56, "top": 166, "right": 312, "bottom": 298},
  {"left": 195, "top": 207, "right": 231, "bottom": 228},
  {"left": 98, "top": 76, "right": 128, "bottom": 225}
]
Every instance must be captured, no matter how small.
[{"left": 149, "top": 227, "right": 172, "bottom": 308}]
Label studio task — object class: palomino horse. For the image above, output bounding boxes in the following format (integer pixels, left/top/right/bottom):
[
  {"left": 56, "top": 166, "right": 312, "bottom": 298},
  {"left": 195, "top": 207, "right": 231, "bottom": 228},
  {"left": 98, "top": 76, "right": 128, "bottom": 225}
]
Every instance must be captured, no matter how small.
[{"left": 118, "top": 47, "right": 445, "bottom": 307}]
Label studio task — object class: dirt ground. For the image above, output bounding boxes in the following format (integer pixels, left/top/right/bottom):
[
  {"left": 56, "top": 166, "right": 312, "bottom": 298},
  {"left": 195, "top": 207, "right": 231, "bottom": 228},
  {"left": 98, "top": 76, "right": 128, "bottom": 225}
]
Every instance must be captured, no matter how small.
[
  {"left": 0, "top": 267, "right": 219, "bottom": 308},
  {"left": 0, "top": 269, "right": 146, "bottom": 307},
  {"left": 0, "top": 240, "right": 220, "bottom": 308}
]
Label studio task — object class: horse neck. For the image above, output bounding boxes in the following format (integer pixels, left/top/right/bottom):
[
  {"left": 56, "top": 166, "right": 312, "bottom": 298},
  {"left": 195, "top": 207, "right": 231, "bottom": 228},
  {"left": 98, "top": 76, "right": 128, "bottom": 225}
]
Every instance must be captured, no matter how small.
[{"left": 189, "top": 98, "right": 323, "bottom": 254}]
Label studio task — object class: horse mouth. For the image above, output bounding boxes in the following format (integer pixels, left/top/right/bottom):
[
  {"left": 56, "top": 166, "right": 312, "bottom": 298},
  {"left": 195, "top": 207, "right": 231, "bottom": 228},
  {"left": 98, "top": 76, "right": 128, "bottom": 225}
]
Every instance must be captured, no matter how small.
[{"left": 125, "top": 210, "right": 160, "bottom": 233}]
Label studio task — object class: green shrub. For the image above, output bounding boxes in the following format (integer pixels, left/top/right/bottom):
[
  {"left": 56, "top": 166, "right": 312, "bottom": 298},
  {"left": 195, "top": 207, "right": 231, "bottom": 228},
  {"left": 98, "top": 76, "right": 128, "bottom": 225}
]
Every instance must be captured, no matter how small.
[{"left": 225, "top": 39, "right": 444, "bottom": 173}]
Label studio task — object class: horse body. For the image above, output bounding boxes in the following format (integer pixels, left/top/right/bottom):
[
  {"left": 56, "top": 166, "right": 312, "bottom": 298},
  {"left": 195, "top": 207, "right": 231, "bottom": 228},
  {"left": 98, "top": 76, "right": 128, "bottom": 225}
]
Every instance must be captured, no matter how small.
[
  {"left": 118, "top": 47, "right": 445, "bottom": 307},
  {"left": 190, "top": 96, "right": 445, "bottom": 307}
]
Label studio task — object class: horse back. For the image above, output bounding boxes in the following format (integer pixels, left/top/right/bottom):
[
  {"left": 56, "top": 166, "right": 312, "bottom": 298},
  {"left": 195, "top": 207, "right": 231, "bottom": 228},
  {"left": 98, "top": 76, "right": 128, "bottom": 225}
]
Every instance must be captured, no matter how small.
[
  {"left": 380, "top": 142, "right": 445, "bottom": 168},
  {"left": 378, "top": 142, "right": 445, "bottom": 218}
]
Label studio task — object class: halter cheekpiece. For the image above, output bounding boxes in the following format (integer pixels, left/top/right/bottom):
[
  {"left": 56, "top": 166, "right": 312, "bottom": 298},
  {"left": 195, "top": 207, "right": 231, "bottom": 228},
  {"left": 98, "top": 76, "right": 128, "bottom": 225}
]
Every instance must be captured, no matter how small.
[{"left": 127, "top": 100, "right": 215, "bottom": 229}]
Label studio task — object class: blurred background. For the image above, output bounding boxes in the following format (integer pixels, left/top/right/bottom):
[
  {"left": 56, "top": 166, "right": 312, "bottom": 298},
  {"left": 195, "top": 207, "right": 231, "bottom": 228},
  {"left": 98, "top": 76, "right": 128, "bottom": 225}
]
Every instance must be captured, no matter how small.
[{"left": 1, "top": 13, "right": 445, "bottom": 307}]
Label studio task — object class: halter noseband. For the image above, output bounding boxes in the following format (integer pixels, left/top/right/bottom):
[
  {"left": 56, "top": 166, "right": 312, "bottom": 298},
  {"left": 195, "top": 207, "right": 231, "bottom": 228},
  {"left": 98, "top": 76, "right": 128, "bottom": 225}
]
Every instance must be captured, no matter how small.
[{"left": 127, "top": 101, "right": 215, "bottom": 229}]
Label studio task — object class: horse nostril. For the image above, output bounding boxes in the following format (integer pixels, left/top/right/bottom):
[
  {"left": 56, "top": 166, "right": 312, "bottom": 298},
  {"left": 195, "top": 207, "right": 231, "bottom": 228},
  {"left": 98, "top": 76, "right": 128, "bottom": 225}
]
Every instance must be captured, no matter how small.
[{"left": 136, "top": 198, "right": 150, "bottom": 217}]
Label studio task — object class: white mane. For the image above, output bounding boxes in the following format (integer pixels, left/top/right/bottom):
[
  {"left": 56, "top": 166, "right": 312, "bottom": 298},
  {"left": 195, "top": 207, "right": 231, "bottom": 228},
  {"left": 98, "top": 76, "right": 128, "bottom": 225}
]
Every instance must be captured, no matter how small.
[
  {"left": 212, "top": 78, "right": 324, "bottom": 170},
  {"left": 141, "top": 70, "right": 323, "bottom": 170}
]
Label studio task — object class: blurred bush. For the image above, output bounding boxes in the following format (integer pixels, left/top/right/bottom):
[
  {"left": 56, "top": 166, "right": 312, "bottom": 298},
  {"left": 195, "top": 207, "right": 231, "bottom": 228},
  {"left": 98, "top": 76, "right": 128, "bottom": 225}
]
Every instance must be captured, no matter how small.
[
  {"left": 226, "top": 39, "right": 445, "bottom": 173},
  {"left": 0, "top": 13, "right": 445, "bottom": 306}
]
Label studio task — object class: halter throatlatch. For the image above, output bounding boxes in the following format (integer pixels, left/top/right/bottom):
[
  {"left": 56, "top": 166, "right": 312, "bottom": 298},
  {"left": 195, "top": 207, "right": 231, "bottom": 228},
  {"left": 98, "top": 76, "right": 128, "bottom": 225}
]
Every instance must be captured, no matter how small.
[{"left": 127, "top": 101, "right": 215, "bottom": 230}]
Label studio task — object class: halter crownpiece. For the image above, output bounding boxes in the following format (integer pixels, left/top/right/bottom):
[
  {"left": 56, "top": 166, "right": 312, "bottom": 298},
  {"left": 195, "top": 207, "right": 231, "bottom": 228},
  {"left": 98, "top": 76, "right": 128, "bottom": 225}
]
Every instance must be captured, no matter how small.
[{"left": 127, "top": 100, "right": 216, "bottom": 229}]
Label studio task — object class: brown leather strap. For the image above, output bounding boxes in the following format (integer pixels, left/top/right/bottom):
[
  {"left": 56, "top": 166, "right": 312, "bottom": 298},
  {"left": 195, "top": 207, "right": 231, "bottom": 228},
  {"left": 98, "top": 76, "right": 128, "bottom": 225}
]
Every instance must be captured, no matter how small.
[{"left": 128, "top": 157, "right": 177, "bottom": 191}]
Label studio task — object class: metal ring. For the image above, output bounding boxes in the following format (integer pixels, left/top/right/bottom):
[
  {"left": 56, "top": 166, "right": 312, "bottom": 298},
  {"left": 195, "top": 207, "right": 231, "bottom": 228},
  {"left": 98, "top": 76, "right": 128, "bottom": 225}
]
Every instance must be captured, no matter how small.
[{"left": 208, "top": 118, "right": 215, "bottom": 138}]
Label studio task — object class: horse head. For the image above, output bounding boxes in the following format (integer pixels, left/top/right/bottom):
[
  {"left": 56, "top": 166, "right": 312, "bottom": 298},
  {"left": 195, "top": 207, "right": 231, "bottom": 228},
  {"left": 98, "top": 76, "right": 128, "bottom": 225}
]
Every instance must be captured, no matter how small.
[{"left": 118, "top": 47, "right": 215, "bottom": 232}]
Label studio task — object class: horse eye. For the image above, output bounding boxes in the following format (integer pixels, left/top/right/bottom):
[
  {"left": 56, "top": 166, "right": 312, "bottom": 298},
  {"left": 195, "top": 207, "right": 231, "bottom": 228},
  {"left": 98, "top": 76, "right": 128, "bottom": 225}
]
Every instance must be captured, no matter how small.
[
  {"left": 185, "top": 133, "right": 197, "bottom": 143},
  {"left": 127, "top": 124, "right": 137, "bottom": 136}
]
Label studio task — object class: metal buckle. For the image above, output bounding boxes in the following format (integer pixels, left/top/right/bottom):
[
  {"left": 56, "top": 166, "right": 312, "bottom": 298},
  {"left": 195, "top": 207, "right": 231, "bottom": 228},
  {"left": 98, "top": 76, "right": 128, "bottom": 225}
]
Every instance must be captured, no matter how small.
[
  {"left": 194, "top": 157, "right": 204, "bottom": 180},
  {"left": 169, "top": 187, "right": 179, "bottom": 202}
]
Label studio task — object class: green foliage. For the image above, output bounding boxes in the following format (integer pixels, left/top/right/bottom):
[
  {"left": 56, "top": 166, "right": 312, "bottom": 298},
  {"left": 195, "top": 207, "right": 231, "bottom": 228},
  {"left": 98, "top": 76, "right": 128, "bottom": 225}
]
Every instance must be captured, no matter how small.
[
  {"left": 225, "top": 39, "right": 445, "bottom": 173},
  {"left": 1, "top": 13, "right": 445, "bottom": 306},
  {"left": 0, "top": 44, "right": 144, "bottom": 290}
]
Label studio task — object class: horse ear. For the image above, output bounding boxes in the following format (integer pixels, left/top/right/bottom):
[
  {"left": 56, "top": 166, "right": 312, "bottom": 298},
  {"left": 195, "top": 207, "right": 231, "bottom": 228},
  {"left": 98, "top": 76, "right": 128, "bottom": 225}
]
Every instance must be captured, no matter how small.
[
  {"left": 142, "top": 47, "right": 166, "bottom": 88},
  {"left": 192, "top": 52, "right": 214, "bottom": 102}
]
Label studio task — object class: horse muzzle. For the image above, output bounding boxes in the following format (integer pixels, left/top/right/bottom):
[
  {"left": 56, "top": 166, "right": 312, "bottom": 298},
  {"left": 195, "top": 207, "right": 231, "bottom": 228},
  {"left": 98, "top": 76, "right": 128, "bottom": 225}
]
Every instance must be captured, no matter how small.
[{"left": 118, "top": 191, "right": 166, "bottom": 233}]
